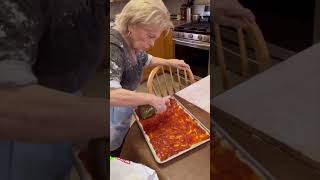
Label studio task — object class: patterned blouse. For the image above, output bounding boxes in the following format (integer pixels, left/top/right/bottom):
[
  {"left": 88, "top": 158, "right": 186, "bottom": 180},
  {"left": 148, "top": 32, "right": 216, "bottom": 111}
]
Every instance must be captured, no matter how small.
[{"left": 110, "top": 29, "right": 152, "bottom": 91}]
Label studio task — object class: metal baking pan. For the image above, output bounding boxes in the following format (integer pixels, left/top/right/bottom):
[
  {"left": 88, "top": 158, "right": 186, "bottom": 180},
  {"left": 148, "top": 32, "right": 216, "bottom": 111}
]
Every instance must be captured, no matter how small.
[
  {"left": 213, "top": 122, "right": 276, "bottom": 180},
  {"left": 134, "top": 96, "right": 210, "bottom": 164}
]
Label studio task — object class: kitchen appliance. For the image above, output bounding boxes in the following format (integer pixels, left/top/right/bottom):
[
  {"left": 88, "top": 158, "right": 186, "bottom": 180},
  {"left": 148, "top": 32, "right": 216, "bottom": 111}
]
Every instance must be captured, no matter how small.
[
  {"left": 181, "top": 0, "right": 194, "bottom": 21},
  {"left": 192, "top": 14, "right": 200, "bottom": 22},
  {"left": 203, "top": 4, "right": 210, "bottom": 16},
  {"left": 180, "top": 4, "right": 187, "bottom": 20},
  {"left": 193, "top": 5, "right": 205, "bottom": 17},
  {"left": 186, "top": 7, "right": 192, "bottom": 21},
  {"left": 173, "top": 10, "right": 210, "bottom": 79}
]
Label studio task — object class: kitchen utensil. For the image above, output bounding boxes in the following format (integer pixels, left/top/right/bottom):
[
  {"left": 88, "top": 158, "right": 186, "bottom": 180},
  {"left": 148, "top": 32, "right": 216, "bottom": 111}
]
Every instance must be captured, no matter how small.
[{"left": 137, "top": 105, "right": 156, "bottom": 120}]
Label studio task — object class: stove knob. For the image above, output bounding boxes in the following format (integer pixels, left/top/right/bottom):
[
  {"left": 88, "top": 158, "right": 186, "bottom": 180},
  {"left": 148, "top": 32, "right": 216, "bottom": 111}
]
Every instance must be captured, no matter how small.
[
  {"left": 201, "top": 35, "right": 206, "bottom": 41},
  {"left": 188, "top": 34, "right": 193, "bottom": 39},
  {"left": 206, "top": 36, "right": 211, "bottom": 42},
  {"left": 202, "top": 36, "right": 209, "bottom": 42},
  {"left": 179, "top": 33, "right": 184, "bottom": 38},
  {"left": 198, "top": 35, "right": 202, "bottom": 41}
]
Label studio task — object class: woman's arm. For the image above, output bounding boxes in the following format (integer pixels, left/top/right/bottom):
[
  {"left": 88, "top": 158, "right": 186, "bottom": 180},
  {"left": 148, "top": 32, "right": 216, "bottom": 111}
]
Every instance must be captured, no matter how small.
[
  {"left": 148, "top": 56, "right": 190, "bottom": 70},
  {"left": 0, "top": 85, "right": 107, "bottom": 143},
  {"left": 148, "top": 56, "right": 171, "bottom": 66},
  {"left": 110, "top": 88, "right": 169, "bottom": 113}
]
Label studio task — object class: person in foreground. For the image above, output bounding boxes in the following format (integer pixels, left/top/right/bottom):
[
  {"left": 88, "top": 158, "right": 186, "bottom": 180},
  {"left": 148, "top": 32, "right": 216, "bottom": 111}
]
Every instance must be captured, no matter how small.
[{"left": 0, "top": 1, "right": 107, "bottom": 179}]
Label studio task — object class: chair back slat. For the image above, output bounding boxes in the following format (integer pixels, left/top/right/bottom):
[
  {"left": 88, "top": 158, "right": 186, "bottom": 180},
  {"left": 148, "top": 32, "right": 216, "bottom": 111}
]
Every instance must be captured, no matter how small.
[
  {"left": 214, "top": 18, "right": 270, "bottom": 91},
  {"left": 155, "top": 73, "right": 164, "bottom": 96},
  {"left": 184, "top": 69, "right": 188, "bottom": 86},
  {"left": 214, "top": 23, "right": 231, "bottom": 90},
  {"left": 147, "top": 65, "right": 195, "bottom": 97},
  {"left": 169, "top": 66, "right": 176, "bottom": 93},
  {"left": 237, "top": 28, "right": 249, "bottom": 77},
  {"left": 176, "top": 68, "right": 182, "bottom": 90},
  {"left": 160, "top": 66, "right": 170, "bottom": 95}
]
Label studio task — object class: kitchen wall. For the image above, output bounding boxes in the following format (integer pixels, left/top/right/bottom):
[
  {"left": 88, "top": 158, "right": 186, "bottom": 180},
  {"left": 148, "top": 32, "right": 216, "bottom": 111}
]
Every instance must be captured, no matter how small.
[
  {"left": 110, "top": 1, "right": 183, "bottom": 19},
  {"left": 163, "top": 0, "right": 210, "bottom": 15},
  {"left": 163, "top": 0, "right": 183, "bottom": 15},
  {"left": 110, "top": 2, "right": 127, "bottom": 20},
  {"left": 194, "top": 0, "right": 210, "bottom": 5},
  {"left": 110, "top": 0, "right": 210, "bottom": 20}
]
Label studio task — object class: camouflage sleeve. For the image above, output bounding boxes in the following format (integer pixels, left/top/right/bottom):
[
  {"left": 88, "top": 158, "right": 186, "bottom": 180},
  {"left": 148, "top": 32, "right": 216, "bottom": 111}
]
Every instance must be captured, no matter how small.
[
  {"left": 0, "top": 0, "right": 43, "bottom": 87},
  {"left": 110, "top": 44, "right": 124, "bottom": 89},
  {"left": 136, "top": 51, "right": 152, "bottom": 66}
]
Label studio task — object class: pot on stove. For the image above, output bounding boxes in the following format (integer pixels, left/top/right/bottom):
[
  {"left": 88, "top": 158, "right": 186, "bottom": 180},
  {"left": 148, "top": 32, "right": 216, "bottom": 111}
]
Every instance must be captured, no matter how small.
[{"left": 192, "top": 14, "right": 200, "bottom": 22}]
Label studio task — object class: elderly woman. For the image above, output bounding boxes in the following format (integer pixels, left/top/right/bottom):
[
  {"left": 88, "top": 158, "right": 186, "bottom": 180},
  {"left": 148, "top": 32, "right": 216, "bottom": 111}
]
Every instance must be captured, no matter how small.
[{"left": 110, "top": 0, "right": 190, "bottom": 155}]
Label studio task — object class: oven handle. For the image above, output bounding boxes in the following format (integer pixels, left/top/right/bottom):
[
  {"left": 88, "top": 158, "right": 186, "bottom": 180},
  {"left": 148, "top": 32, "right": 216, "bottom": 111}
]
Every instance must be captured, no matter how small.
[{"left": 173, "top": 38, "right": 210, "bottom": 50}]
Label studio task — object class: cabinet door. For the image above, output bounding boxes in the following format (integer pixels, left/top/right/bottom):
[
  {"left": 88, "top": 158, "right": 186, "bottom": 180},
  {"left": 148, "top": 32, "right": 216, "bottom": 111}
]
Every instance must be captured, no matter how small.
[{"left": 142, "top": 31, "right": 174, "bottom": 81}]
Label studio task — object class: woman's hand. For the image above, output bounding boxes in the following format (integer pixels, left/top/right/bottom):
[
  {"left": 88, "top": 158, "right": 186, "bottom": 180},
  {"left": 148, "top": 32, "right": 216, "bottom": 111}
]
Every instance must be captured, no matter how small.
[
  {"left": 149, "top": 95, "right": 170, "bottom": 113},
  {"left": 168, "top": 59, "right": 190, "bottom": 70},
  {"left": 213, "top": 0, "right": 255, "bottom": 28}
]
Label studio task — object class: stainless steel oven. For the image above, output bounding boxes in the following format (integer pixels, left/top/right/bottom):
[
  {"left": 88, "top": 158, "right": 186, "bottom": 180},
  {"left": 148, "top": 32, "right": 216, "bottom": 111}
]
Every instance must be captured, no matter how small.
[{"left": 173, "top": 21, "right": 210, "bottom": 79}]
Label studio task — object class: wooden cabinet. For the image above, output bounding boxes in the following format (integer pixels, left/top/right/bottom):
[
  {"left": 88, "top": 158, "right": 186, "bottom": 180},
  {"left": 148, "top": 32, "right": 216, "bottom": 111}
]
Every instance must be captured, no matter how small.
[
  {"left": 147, "top": 31, "right": 174, "bottom": 59},
  {"left": 142, "top": 31, "right": 174, "bottom": 81}
]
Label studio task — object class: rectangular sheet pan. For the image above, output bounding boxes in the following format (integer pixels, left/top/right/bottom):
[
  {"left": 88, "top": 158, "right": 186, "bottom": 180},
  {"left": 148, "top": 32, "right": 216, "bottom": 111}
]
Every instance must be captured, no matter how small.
[{"left": 134, "top": 96, "right": 210, "bottom": 164}]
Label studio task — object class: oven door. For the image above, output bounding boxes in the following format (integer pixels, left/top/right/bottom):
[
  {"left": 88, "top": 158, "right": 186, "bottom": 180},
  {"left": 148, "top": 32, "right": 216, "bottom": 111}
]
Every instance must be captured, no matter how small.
[{"left": 173, "top": 38, "right": 210, "bottom": 79}]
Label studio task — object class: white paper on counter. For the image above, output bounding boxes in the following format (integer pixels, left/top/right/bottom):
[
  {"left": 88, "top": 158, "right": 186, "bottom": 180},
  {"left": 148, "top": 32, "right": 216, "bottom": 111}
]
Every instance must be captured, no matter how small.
[
  {"left": 111, "top": 157, "right": 159, "bottom": 180},
  {"left": 176, "top": 75, "right": 210, "bottom": 113}
]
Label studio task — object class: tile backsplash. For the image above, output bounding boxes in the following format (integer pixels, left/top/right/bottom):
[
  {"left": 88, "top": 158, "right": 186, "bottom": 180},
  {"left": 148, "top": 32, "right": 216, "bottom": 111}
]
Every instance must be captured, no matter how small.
[{"left": 163, "top": 0, "right": 184, "bottom": 15}]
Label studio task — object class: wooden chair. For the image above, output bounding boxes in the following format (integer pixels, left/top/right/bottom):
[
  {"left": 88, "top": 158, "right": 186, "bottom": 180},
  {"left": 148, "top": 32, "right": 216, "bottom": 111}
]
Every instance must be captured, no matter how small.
[
  {"left": 213, "top": 18, "right": 270, "bottom": 90},
  {"left": 147, "top": 66, "right": 195, "bottom": 97}
]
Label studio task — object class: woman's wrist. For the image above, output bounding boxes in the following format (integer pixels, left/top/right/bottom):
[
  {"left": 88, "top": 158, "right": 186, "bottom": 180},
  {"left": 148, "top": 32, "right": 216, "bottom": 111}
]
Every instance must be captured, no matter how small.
[{"left": 145, "top": 93, "right": 156, "bottom": 105}]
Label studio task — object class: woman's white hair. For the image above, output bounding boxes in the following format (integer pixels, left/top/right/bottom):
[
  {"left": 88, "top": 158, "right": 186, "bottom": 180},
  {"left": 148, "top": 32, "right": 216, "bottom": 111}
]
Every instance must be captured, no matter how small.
[{"left": 114, "top": 0, "right": 173, "bottom": 35}]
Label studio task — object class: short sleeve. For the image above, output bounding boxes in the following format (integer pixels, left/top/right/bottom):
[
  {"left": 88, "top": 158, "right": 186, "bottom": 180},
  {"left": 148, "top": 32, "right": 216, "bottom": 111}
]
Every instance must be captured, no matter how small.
[
  {"left": 136, "top": 52, "right": 152, "bottom": 66},
  {"left": 0, "top": 0, "right": 43, "bottom": 87},
  {"left": 110, "top": 44, "right": 124, "bottom": 89}
]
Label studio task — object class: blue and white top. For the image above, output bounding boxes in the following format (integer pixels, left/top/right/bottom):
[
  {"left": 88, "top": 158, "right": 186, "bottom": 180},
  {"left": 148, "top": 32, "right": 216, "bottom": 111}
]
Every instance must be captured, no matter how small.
[{"left": 109, "top": 29, "right": 152, "bottom": 151}]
